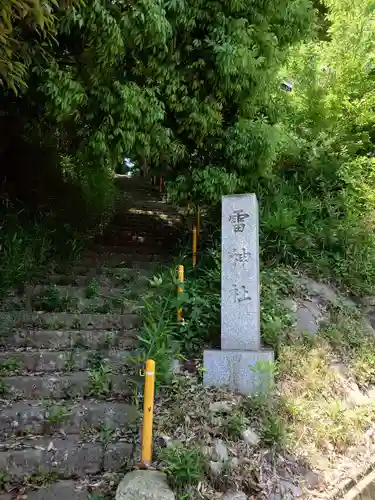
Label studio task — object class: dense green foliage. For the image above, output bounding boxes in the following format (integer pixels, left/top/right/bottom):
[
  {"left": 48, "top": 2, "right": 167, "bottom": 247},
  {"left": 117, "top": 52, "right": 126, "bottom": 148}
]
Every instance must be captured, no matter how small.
[
  {"left": 178, "top": 0, "right": 375, "bottom": 294},
  {"left": 262, "top": 0, "right": 375, "bottom": 292},
  {"left": 2, "top": 0, "right": 375, "bottom": 294}
]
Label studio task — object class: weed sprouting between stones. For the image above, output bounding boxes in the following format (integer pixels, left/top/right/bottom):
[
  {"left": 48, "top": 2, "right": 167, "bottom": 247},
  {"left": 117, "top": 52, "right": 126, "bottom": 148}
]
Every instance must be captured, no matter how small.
[
  {"left": 44, "top": 404, "right": 70, "bottom": 425},
  {"left": 31, "top": 285, "right": 77, "bottom": 312},
  {"left": 85, "top": 279, "right": 100, "bottom": 299},
  {"left": 0, "top": 470, "right": 9, "bottom": 491},
  {"left": 88, "top": 364, "right": 113, "bottom": 398},
  {"left": 159, "top": 444, "right": 207, "bottom": 492},
  {"left": 0, "top": 357, "right": 21, "bottom": 375}
]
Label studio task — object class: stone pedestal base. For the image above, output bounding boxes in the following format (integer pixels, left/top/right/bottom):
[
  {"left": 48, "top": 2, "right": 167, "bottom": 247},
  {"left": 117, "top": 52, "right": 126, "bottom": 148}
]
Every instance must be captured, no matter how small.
[{"left": 203, "top": 349, "right": 274, "bottom": 395}]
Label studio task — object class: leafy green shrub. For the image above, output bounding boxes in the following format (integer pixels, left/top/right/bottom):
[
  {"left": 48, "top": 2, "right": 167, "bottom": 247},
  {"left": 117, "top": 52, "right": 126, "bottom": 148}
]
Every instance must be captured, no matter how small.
[
  {"left": 137, "top": 269, "right": 180, "bottom": 386},
  {"left": 85, "top": 279, "right": 100, "bottom": 299},
  {"left": 160, "top": 444, "right": 206, "bottom": 490},
  {"left": 178, "top": 251, "right": 221, "bottom": 354},
  {"left": 260, "top": 268, "right": 296, "bottom": 352}
]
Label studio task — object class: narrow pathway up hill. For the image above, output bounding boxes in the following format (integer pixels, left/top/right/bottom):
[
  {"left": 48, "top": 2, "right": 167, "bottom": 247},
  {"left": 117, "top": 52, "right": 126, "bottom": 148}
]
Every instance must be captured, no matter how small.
[{"left": 0, "top": 176, "right": 181, "bottom": 500}]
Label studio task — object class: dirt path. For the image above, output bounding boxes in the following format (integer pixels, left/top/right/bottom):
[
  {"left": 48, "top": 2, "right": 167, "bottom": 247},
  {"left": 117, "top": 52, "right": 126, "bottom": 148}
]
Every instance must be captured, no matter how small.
[{"left": 0, "top": 176, "right": 180, "bottom": 500}]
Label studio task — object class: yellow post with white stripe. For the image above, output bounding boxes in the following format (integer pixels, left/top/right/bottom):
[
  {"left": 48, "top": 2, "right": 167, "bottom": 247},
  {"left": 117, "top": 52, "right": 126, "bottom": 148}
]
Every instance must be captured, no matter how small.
[{"left": 141, "top": 359, "right": 156, "bottom": 466}]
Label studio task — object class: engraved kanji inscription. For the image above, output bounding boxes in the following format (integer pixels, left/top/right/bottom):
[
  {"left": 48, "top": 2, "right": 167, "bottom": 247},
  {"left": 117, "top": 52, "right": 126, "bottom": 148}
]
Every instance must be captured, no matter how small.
[
  {"left": 229, "top": 209, "right": 250, "bottom": 233},
  {"left": 231, "top": 284, "right": 251, "bottom": 303},
  {"left": 229, "top": 247, "right": 251, "bottom": 265}
]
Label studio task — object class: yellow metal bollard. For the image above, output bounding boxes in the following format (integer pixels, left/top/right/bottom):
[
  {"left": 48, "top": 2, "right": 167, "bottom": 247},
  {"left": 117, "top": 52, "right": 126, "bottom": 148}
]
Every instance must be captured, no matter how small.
[
  {"left": 192, "top": 224, "right": 197, "bottom": 268},
  {"left": 177, "top": 265, "right": 184, "bottom": 322},
  {"left": 141, "top": 359, "right": 156, "bottom": 467}
]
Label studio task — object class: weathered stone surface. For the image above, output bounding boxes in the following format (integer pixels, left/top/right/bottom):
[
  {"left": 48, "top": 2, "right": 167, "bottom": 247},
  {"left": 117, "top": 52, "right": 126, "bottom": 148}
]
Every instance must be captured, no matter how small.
[
  {"left": 4, "top": 312, "right": 139, "bottom": 330},
  {"left": 9, "top": 285, "right": 142, "bottom": 314},
  {"left": 26, "top": 481, "right": 90, "bottom": 500},
  {"left": 300, "top": 278, "right": 339, "bottom": 304},
  {"left": 80, "top": 253, "right": 168, "bottom": 268},
  {"left": 0, "top": 438, "right": 103, "bottom": 479},
  {"left": 204, "top": 194, "right": 274, "bottom": 395},
  {"left": 0, "top": 349, "right": 132, "bottom": 373},
  {"left": 27, "top": 285, "right": 135, "bottom": 299},
  {"left": 230, "top": 457, "right": 239, "bottom": 469},
  {"left": 300, "top": 469, "right": 321, "bottom": 488},
  {"left": 3, "top": 373, "right": 134, "bottom": 399},
  {"left": 279, "top": 479, "right": 302, "bottom": 497},
  {"left": 209, "top": 461, "right": 223, "bottom": 476},
  {"left": 299, "top": 277, "right": 356, "bottom": 309},
  {"left": 116, "top": 470, "right": 175, "bottom": 500},
  {"left": 361, "top": 297, "right": 375, "bottom": 331},
  {"left": 1, "top": 329, "right": 138, "bottom": 349},
  {"left": 222, "top": 493, "right": 247, "bottom": 500},
  {"left": 242, "top": 428, "right": 260, "bottom": 446},
  {"left": 65, "top": 263, "right": 157, "bottom": 277},
  {"left": 281, "top": 298, "right": 298, "bottom": 313},
  {"left": 46, "top": 272, "right": 151, "bottom": 287},
  {"left": 212, "top": 440, "right": 228, "bottom": 462},
  {"left": 362, "top": 296, "right": 375, "bottom": 307},
  {"left": 203, "top": 349, "right": 274, "bottom": 395},
  {"left": 104, "top": 442, "right": 134, "bottom": 471},
  {"left": 0, "top": 401, "right": 138, "bottom": 437},
  {"left": 295, "top": 300, "right": 322, "bottom": 335},
  {"left": 221, "top": 194, "right": 260, "bottom": 351},
  {"left": 0, "top": 438, "right": 135, "bottom": 481}
]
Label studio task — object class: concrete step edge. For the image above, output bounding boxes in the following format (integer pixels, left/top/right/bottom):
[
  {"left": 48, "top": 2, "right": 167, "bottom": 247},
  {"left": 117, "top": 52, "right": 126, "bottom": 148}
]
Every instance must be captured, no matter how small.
[
  {"left": 0, "top": 400, "right": 138, "bottom": 438},
  {"left": 0, "top": 349, "right": 138, "bottom": 374},
  {"left": 0, "top": 329, "right": 139, "bottom": 350},
  {"left": 0, "top": 436, "right": 133, "bottom": 481}
]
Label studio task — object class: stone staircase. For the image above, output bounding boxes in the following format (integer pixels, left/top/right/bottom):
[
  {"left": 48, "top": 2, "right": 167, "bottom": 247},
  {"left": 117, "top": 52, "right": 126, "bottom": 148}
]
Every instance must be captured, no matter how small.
[{"left": 0, "top": 177, "right": 180, "bottom": 499}]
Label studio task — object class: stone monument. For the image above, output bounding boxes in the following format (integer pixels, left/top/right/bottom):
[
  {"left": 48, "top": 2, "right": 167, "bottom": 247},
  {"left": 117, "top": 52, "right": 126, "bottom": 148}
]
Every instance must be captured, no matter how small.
[{"left": 203, "top": 194, "right": 274, "bottom": 394}]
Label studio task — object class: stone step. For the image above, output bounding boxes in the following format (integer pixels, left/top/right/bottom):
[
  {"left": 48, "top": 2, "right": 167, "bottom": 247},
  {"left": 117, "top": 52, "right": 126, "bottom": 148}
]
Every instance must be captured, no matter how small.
[
  {"left": 19, "top": 285, "right": 145, "bottom": 312},
  {"left": 112, "top": 212, "right": 178, "bottom": 223},
  {"left": 107, "top": 220, "right": 178, "bottom": 232},
  {"left": 52, "top": 262, "right": 159, "bottom": 277},
  {"left": 0, "top": 436, "right": 132, "bottom": 481},
  {"left": 5, "top": 296, "right": 139, "bottom": 315},
  {"left": 93, "top": 240, "right": 173, "bottom": 251},
  {"left": 2, "top": 372, "right": 137, "bottom": 400},
  {"left": 0, "top": 400, "right": 138, "bottom": 438},
  {"left": 88, "top": 244, "right": 175, "bottom": 256},
  {"left": 0, "top": 349, "right": 134, "bottom": 374},
  {"left": 98, "top": 220, "right": 175, "bottom": 231},
  {"left": 80, "top": 253, "right": 170, "bottom": 267},
  {"left": 1, "top": 312, "right": 140, "bottom": 330},
  {"left": 113, "top": 202, "right": 178, "bottom": 210},
  {"left": 92, "top": 234, "right": 176, "bottom": 247},
  {"left": 120, "top": 209, "right": 178, "bottom": 219},
  {"left": 38, "top": 271, "right": 152, "bottom": 287},
  {"left": 0, "top": 329, "right": 138, "bottom": 350},
  {"left": 26, "top": 284, "right": 143, "bottom": 299},
  {"left": 106, "top": 211, "right": 177, "bottom": 221},
  {"left": 2, "top": 480, "right": 101, "bottom": 500}
]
